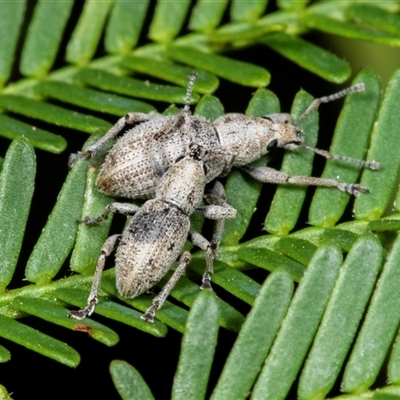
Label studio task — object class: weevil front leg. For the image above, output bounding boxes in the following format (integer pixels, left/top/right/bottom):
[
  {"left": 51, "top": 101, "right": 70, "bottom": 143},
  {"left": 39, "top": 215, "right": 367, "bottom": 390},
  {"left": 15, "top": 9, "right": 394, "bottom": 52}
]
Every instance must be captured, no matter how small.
[
  {"left": 242, "top": 166, "right": 369, "bottom": 196},
  {"left": 68, "top": 111, "right": 161, "bottom": 167},
  {"left": 79, "top": 202, "right": 141, "bottom": 225},
  {"left": 142, "top": 252, "right": 192, "bottom": 322},
  {"left": 68, "top": 234, "right": 121, "bottom": 319}
]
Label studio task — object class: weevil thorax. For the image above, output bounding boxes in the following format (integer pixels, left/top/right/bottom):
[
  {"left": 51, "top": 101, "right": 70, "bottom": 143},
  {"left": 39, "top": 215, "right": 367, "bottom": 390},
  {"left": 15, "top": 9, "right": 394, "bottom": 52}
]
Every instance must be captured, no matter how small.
[
  {"left": 156, "top": 153, "right": 206, "bottom": 215},
  {"left": 214, "top": 113, "right": 302, "bottom": 167}
]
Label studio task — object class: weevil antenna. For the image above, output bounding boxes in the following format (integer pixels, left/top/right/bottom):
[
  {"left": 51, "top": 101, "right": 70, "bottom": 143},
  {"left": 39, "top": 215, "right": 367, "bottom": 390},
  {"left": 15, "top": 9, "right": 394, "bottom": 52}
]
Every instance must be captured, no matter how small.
[
  {"left": 300, "top": 143, "right": 380, "bottom": 170},
  {"left": 294, "top": 83, "right": 366, "bottom": 126},
  {"left": 183, "top": 72, "right": 198, "bottom": 113}
]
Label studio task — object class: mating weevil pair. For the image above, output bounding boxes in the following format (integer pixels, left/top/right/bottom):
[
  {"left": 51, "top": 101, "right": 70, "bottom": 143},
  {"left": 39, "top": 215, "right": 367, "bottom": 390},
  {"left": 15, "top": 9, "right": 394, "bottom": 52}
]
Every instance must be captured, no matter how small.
[{"left": 68, "top": 73, "right": 380, "bottom": 322}]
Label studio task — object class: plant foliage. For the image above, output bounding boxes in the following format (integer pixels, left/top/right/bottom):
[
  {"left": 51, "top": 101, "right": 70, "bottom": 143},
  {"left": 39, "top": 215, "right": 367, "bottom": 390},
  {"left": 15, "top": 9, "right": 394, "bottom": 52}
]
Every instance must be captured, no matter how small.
[{"left": 1, "top": 0, "right": 400, "bottom": 399}]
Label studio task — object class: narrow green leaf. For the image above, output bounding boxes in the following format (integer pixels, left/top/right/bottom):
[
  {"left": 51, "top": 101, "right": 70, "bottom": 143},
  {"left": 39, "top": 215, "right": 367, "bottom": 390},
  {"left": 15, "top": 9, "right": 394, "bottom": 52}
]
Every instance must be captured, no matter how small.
[
  {"left": 298, "top": 234, "right": 383, "bottom": 400},
  {"left": 101, "top": 271, "right": 188, "bottom": 333},
  {"left": 210, "top": 22, "right": 284, "bottom": 43},
  {"left": 372, "top": 387, "right": 400, "bottom": 399},
  {"left": 0, "top": 1, "right": 26, "bottom": 87},
  {"left": 20, "top": 0, "right": 74, "bottom": 77},
  {"left": 166, "top": 46, "right": 270, "bottom": 87},
  {"left": 230, "top": 0, "right": 268, "bottom": 22},
  {"left": 222, "top": 89, "right": 279, "bottom": 245},
  {"left": 159, "top": 273, "right": 244, "bottom": 332},
  {"left": 12, "top": 296, "right": 119, "bottom": 346},
  {"left": 310, "top": 68, "right": 382, "bottom": 227},
  {"left": 77, "top": 68, "right": 199, "bottom": 104},
  {"left": 25, "top": 163, "right": 85, "bottom": 282},
  {"left": 276, "top": 236, "right": 317, "bottom": 265},
  {"left": 149, "top": 0, "right": 191, "bottom": 44},
  {"left": 55, "top": 288, "right": 167, "bottom": 338},
  {"left": 369, "top": 219, "right": 400, "bottom": 232},
  {"left": 189, "top": 0, "right": 228, "bottom": 32},
  {"left": 0, "top": 94, "right": 110, "bottom": 134},
  {"left": 252, "top": 243, "right": 343, "bottom": 400},
  {"left": 105, "top": 0, "right": 149, "bottom": 54},
  {"left": 303, "top": 13, "right": 400, "bottom": 47},
  {"left": 110, "top": 360, "right": 155, "bottom": 400},
  {"left": 36, "top": 80, "right": 155, "bottom": 115},
  {"left": 259, "top": 32, "right": 351, "bottom": 83},
  {"left": 0, "top": 384, "right": 13, "bottom": 400},
  {"left": 265, "top": 90, "right": 318, "bottom": 235},
  {"left": 70, "top": 166, "right": 114, "bottom": 274},
  {"left": 0, "top": 138, "right": 35, "bottom": 291},
  {"left": 25, "top": 133, "right": 105, "bottom": 283},
  {"left": 122, "top": 55, "right": 219, "bottom": 94},
  {"left": 0, "top": 115, "right": 66, "bottom": 153},
  {"left": 278, "top": 0, "right": 309, "bottom": 11},
  {"left": 0, "top": 314, "right": 80, "bottom": 367},
  {"left": 247, "top": 88, "right": 280, "bottom": 117},
  {"left": 221, "top": 168, "right": 262, "bottom": 245},
  {"left": 66, "top": 0, "right": 115, "bottom": 65},
  {"left": 194, "top": 95, "right": 224, "bottom": 122},
  {"left": 388, "top": 334, "right": 400, "bottom": 385},
  {"left": 343, "top": 235, "right": 400, "bottom": 393},
  {"left": 320, "top": 228, "right": 359, "bottom": 252},
  {"left": 347, "top": 4, "right": 400, "bottom": 36},
  {"left": 189, "top": 260, "right": 261, "bottom": 306},
  {"left": 171, "top": 291, "right": 219, "bottom": 400},
  {"left": 355, "top": 67, "right": 400, "bottom": 220},
  {"left": 0, "top": 345, "right": 10, "bottom": 363},
  {"left": 237, "top": 247, "right": 305, "bottom": 282},
  {"left": 211, "top": 271, "right": 293, "bottom": 400}
]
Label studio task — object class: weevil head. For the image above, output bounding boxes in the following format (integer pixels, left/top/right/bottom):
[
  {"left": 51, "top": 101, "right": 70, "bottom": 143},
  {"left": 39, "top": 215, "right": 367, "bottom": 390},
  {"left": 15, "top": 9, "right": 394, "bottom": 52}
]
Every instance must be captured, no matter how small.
[
  {"left": 214, "top": 113, "right": 303, "bottom": 167},
  {"left": 262, "top": 113, "right": 303, "bottom": 152}
]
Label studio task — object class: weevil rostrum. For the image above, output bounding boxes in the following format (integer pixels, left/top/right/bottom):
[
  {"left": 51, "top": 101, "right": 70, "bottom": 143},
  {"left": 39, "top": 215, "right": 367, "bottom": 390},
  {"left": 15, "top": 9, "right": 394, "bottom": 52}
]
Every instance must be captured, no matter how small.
[{"left": 68, "top": 73, "right": 380, "bottom": 322}]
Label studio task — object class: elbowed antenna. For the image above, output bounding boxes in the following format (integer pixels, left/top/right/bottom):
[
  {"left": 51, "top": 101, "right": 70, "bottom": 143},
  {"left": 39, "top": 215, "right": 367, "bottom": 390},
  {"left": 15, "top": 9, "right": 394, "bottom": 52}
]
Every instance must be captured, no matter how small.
[
  {"left": 294, "top": 83, "right": 366, "bottom": 126},
  {"left": 299, "top": 143, "right": 380, "bottom": 170},
  {"left": 292, "top": 82, "right": 380, "bottom": 170}
]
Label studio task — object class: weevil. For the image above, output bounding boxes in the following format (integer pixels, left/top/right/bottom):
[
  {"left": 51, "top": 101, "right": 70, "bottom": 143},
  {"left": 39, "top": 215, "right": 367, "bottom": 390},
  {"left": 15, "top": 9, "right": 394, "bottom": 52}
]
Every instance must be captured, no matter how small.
[
  {"left": 70, "top": 73, "right": 379, "bottom": 200},
  {"left": 68, "top": 73, "right": 380, "bottom": 321},
  {"left": 68, "top": 144, "right": 236, "bottom": 322}
]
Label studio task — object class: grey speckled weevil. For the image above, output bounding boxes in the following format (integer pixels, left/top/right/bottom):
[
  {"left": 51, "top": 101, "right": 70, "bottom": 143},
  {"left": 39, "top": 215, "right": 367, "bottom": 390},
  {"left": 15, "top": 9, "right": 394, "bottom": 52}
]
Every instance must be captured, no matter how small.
[{"left": 68, "top": 73, "right": 380, "bottom": 321}]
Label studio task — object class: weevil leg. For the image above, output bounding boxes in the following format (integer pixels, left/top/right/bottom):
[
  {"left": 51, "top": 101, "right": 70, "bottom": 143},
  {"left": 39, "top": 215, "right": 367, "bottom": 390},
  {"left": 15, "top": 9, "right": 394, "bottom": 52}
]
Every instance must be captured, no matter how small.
[
  {"left": 68, "top": 234, "right": 121, "bottom": 319},
  {"left": 241, "top": 166, "right": 369, "bottom": 196},
  {"left": 142, "top": 251, "right": 191, "bottom": 322},
  {"left": 68, "top": 111, "right": 161, "bottom": 167},
  {"left": 193, "top": 181, "right": 237, "bottom": 289},
  {"left": 79, "top": 202, "right": 140, "bottom": 225},
  {"left": 200, "top": 181, "right": 237, "bottom": 248},
  {"left": 188, "top": 231, "right": 215, "bottom": 290}
]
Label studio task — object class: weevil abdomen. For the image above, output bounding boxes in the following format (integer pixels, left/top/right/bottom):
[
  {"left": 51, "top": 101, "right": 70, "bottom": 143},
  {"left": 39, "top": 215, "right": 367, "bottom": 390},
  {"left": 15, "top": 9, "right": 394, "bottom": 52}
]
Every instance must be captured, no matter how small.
[{"left": 115, "top": 200, "right": 190, "bottom": 298}]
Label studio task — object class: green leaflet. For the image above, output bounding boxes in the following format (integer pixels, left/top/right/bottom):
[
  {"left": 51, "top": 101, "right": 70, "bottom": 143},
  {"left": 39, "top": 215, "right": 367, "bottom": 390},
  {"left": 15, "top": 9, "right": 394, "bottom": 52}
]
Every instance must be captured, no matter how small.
[{"left": 0, "top": 138, "right": 35, "bottom": 291}]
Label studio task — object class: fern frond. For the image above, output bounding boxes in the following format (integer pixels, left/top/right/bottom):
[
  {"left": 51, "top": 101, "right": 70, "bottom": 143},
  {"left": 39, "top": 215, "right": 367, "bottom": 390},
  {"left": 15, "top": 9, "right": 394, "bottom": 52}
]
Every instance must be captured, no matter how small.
[{"left": 1, "top": 1, "right": 400, "bottom": 399}]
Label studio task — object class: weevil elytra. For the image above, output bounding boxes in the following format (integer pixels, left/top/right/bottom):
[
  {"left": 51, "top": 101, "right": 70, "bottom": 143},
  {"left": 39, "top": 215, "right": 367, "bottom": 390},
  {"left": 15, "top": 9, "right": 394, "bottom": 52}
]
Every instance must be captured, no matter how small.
[{"left": 68, "top": 73, "right": 380, "bottom": 321}]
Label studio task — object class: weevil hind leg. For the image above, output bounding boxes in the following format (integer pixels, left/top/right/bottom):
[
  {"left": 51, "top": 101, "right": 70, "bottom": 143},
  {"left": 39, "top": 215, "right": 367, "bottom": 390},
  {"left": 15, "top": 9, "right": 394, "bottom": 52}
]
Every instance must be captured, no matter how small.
[
  {"left": 142, "top": 252, "right": 191, "bottom": 322},
  {"left": 68, "top": 234, "right": 121, "bottom": 320},
  {"left": 241, "top": 165, "right": 369, "bottom": 196}
]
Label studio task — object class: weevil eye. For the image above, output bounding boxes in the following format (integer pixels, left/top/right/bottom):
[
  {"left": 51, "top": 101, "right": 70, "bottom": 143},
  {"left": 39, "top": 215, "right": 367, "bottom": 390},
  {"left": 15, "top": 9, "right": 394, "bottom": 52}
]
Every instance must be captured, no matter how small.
[
  {"left": 266, "top": 139, "right": 278, "bottom": 151},
  {"left": 295, "top": 128, "right": 302, "bottom": 139}
]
